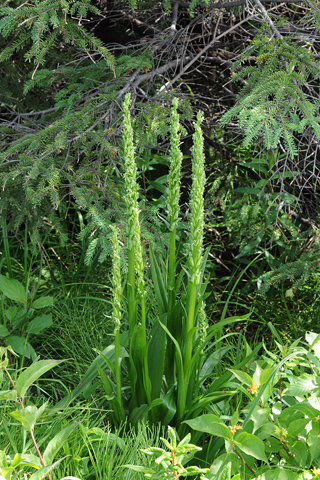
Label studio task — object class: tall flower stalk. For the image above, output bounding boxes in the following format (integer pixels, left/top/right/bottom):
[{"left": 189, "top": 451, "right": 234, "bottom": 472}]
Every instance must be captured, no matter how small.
[
  {"left": 122, "top": 93, "right": 141, "bottom": 339},
  {"left": 111, "top": 225, "right": 123, "bottom": 410},
  {"left": 66, "top": 97, "right": 248, "bottom": 433},
  {"left": 177, "top": 110, "right": 206, "bottom": 423},
  {"left": 122, "top": 93, "right": 151, "bottom": 412},
  {"left": 165, "top": 98, "right": 183, "bottom": 386}
]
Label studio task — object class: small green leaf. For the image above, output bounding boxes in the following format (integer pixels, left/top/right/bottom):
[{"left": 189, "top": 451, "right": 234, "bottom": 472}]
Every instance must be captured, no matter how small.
[
  {"left": 31, "top": 297, "right": 54, "bottom": 309},
  {"left": 4, "top": 306, "right": 18, "bottom": 322},
  {"left": 233, "top": 431, "right": 268, "bottom": 462},
  {"left": 228, "top": 369, "right": 253, "bottom": 387},
  {"left": 184, "top": 415, "right": 232, "bottom": 440},
  {"left": 10, "top": 403, "right": 47, "bottom": 430},
  {"left": 10, "top": 453, "right": 25, "bottom": 468},
  {"left": 0, "top": 276, "right": 27, "bottom": 304},
  {"left": 26, "top": 315, "right": 52, "bottom": 335},
  {"left": 4, "top": 336, "right": 35, "bottom": 359},
  {"left": 0, "top": 326, "right": 9, "bottom": 337}
]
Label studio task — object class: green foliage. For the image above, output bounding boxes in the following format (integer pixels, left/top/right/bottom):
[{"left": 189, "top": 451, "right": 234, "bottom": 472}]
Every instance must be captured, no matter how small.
[
  {"left": 220, "top": 30, "right": 320, "bottom": 158},
  {"left": 0, "top": 0, "right": 114, "bottom": 71},
  {"left": 184, "top": 331, "right": 320, "bottom": 479},
  {"left": 0, "top": 275, "right": 53, "bottom": 360},
  {"left": 54, "top": 96, "right": 252, "bottom": 434},
  {"left": 257, "top": 242, "right": 320, "bottom": 295},
  {"left": 0, "top": 0, "right": 193, "bottom": 257},
  {"left": 123, "top": 425, "right": 210, "bottom": 480},
  {"left": 0, "top": 346, "right": 79, "bottom": 480}
]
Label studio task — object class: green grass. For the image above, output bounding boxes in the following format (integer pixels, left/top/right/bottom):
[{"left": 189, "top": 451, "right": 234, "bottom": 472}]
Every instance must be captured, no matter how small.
[
  {"left": 34, "top": 294, "right": 114, "bottom": 392},
  {"left": 0, "top": 396, "right": 164, "bottom": 480}
]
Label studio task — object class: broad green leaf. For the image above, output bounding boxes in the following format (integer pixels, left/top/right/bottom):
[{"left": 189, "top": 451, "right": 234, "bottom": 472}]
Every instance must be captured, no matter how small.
[
  {"left": 307, "top": 420, "right": 320, "bottom": 463},
  {"left": 285, "top": 374, "right": 316, "bottom": 396},
  {"left": 235, "top": 234, "right": 263, "bottom": 259},
  {"left": 5, "top": 306, "right": 18, "bottom": 322},
  {"left": 97, "top": 363, "right": 114, "bottom": 395},
  {"left": 233, "top": 431, "right": 268, "bottom": 462},
  {"left": 307, "top": 392, "right": 320, "bottom": 411},
  {"left": 31, "top": 297, "right": 53, "bottom": 309},
  {"left": 251, "top": 407, "right": 270, "bottom": 433},
  {"left": 149, "top": 248, "right": 168, "bottom": 315},
  {"left": 0, "top": 390, "right": 17, "bottom": 401},
  {"left": 122, "top": 465, "right": 153, "bottom": 474},
  {"left": 43, "top": 423, "right": 79, "bottom": 465},
  {"left": 0, "top": 326, "right": 9, "bottom": 337},
  {"left": 0, "top": 450, "right": 7, "bottom": 467},
  {"left": 184, "top": 415, "right": 232, "bottom": 440},
  {"left": 26, "top": 315, "right": 53, "bottom": 335},
  {"left": 229, "top": 369, "right": 253, "bottom": 387},
  {"left": 258, "top": 468, "right": 297, "bottom": 480},
  {"left": 200, "top": 346, "right": 230, "bottom": 380},
  {"left": 130, "top": 324, "right": 150, "bottom": 407},
  {"left": 129, "top": 398, "right": 162, "bottom": 427},
  {"left": 290, "top": 440, "right": 308, "bottom": 468},
  {"left": 16, "top": 454, "right": 41, "bottom": 468},
  {"left": 287, "top": 418, "right": 309, "bottom": 437},
  {"left": 306, "top": 331, "right": 320, "bottom": 361},
  {"left": 231, "top": 410, "right": 239, "bottom": 427},
  {"left": 159, "top": 385, "right": 176, "bottom": 425},
  {"left": 264, "top": 436, "right": 282, "bottom": 453},
  {"left": 10, "top": 453, "right": 24, "bottom": 468},
  {"left": 15, "top": 359, "right": 64, "bottom": 399},
  {"left": 4, "top": 336, "right": 35, "bottom": 359},
  {"left": 0, "top": 276, "right": 27, "bottom": 304}
]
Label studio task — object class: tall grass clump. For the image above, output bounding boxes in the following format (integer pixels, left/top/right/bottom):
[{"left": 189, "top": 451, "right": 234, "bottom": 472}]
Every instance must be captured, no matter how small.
[{"left": 60, "top": 94, "right": 251, "bottom": 434}]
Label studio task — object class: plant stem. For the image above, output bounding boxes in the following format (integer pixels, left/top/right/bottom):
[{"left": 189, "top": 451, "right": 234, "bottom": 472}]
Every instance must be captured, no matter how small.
[
  {"left": 127, "top": 246, "right": 136, "bottom": 339},
  {"left": 231, "top": 442, "right": 256, "bottom": 476},
  {"left": 5, "top": 365, "right": 52, "bottom": 480}
]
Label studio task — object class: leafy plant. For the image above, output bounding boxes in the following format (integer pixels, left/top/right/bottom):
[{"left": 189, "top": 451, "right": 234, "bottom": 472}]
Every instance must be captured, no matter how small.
[
  {"left": 0, "top": 275, "right": 53, "bottom": 361},
  {"left": 56, "top": 95, "right": 254, "bottom": 433},
  {"left": 123, "top": 425, "right": 210, "bottom": 480},
  {"left": 0, "top": 346, "right": 79, "bottom": 480},
  {"left": 184, "top": 331, "right": 320, "bottom": 480}
]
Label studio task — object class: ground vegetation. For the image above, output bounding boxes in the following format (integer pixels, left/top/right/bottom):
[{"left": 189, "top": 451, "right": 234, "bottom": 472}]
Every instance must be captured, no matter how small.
[{"left": 1, "top": 0, "right": 320, "bottom": 479}]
